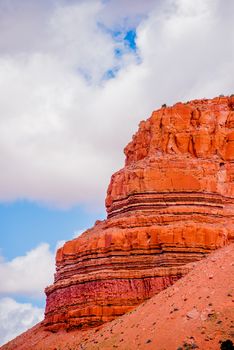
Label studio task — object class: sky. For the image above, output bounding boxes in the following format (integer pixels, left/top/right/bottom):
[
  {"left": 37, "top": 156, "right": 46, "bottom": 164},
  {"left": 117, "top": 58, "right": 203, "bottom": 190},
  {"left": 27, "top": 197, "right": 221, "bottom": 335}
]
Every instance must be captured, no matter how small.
[{"left": 0, "top": 0, "right": 234, "bottom": 345}]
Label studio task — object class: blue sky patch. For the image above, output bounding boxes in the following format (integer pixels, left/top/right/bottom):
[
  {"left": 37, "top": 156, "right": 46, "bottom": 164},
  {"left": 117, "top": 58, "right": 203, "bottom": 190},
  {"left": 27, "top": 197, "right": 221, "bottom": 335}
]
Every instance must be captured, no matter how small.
[
  {"left": 124, "top": 29, "right": 137, "bottom": 50},
  {"left": 0, "top": 200, "right": 105, "bottom": 260}
]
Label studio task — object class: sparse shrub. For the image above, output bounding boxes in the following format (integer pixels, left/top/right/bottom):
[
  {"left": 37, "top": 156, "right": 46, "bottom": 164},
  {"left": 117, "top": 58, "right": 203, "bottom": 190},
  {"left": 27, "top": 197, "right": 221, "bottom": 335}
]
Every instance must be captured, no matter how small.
[
  {"left": 146, "top": 339, "right": 152, "bottom": 344},
  {"left": 220, "top": 339, "right": 234, "bottom": 350},
  {"left": 181, "top": 342, "right": 199, "bottom": 350}
]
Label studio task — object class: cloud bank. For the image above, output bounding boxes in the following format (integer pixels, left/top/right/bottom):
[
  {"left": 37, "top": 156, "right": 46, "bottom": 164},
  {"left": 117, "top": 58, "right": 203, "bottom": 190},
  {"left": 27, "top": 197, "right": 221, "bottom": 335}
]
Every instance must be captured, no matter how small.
[
  {"left": 0, "top": 242, "right": 56, "bottom": 345},
  {"left": 0, "top": 235, "right": 82, "bottom": 345},
  {"left": 0, "top": 244, "right": 54, "bottom": 297},
  {"left": 0, "top": 297, "right": 44, "bottom": 345},
  {"left": 0, "top": 0, "right": 233, "bottom": 209}
]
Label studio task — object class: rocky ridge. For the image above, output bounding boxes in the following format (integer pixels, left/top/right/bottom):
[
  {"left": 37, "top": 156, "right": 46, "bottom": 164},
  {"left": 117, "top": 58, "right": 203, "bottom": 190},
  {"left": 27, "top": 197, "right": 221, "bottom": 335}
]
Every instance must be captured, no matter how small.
[{"left": 44, "top": 96, "right": 234, "bottom": 331}]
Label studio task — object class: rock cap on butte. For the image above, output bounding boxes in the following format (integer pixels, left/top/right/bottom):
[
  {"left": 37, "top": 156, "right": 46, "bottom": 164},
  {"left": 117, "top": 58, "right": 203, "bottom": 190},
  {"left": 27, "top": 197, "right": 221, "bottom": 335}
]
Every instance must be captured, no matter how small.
[{"left": 44, "top": 95, "right": 234, "bottom": 331}]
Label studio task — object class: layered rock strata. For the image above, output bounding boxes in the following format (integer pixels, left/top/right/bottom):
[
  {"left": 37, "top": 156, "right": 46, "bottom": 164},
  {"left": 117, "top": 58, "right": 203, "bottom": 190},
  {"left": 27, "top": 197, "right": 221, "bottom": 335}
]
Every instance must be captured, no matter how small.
[{"left": 44, "top": 96, "right": 234, "bottom": 332}]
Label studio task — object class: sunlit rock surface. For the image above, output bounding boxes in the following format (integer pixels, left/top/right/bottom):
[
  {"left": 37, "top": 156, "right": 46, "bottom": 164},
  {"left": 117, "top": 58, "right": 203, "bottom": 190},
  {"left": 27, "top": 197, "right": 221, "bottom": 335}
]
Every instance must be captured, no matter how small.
[{"left": 44, "top": 96, "right": 234, "bottom": 331}]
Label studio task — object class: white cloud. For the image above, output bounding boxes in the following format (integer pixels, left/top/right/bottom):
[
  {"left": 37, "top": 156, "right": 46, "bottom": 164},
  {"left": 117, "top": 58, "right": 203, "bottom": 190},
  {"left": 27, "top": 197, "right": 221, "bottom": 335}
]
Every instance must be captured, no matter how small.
[
  {"left": 0, "top": 231, "right": 87, "bottom": 344},
  {"left": 0, "top": 234, "right": 86, "bottom": 344},
  {"left": 0, "top": 297, "right": 44, "bottom": 346},
  {"left": 0, "top": 244, "right": 55, "bottom": 297},
  {"left": 0, "top": 0, "right": 233, "bottom": 209}
]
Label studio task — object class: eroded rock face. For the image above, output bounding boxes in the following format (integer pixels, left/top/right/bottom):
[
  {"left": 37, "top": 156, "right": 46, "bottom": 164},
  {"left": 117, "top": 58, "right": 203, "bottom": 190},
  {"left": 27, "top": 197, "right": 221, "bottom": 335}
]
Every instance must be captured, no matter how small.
[{"left": 44, "top": 96, "right": 234, "bottom": 332}]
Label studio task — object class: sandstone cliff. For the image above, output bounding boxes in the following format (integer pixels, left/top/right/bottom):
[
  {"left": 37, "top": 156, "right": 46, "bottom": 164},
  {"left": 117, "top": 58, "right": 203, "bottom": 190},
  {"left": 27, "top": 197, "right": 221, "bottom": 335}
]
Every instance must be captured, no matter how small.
[{"left": 44, "top": 96, "right": 234, "bottom": 332}]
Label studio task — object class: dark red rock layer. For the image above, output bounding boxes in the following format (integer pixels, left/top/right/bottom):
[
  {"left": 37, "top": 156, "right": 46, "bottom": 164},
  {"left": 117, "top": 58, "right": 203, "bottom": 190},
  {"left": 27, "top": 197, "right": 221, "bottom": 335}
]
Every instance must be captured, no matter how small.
[{"left": 44, "top": 96, "right": 234, "bottom": 332}]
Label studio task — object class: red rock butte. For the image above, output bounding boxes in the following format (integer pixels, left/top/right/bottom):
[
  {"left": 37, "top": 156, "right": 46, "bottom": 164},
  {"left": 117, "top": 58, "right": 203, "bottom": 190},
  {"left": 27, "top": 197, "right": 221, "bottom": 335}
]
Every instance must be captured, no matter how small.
[{"left": 44, "top": 95, "right": 234, "bottom": 332}]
